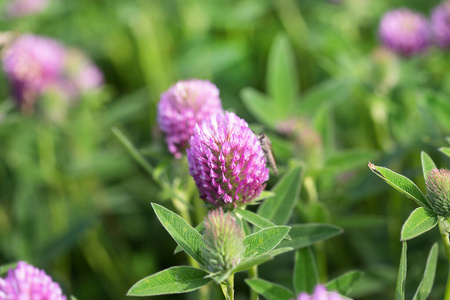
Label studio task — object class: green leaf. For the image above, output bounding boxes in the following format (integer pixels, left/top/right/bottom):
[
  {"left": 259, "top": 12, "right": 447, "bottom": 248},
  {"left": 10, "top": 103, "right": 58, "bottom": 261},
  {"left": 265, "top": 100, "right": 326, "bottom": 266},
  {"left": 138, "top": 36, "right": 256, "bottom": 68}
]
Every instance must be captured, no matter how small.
[
  {"left": 278, "top": 223, "right": 343, "bottom": 250},
  {"left": 258, "top": 165, "right": 303, "bottom": 224},
  {"left": 401, "top": 207, "right": 438, "bottom": 241},
  {"left": 421, "top": 151, "right": 437, "bottom": 181},
  {"left": 246, "top": 278, "right": 295, "bottom": 300},
  {"left": 412, "top": 243, "right": 438, "bottom": 300},
  {"left": 112, "top": 127, "right": 154, "bottom": 176},
  {"left": 368, "top": 163, "right": 432, "bottom": 210},
  {"left": 0, "top": 262, "right": 17, "bottom": 276},
  {"left": 325, "top": 271, "right": 363, "bottom": 295},
  {"left": 174, "top": 222, "right": 204, "bottom": 255},
  {"left": 234, "top": 247, "right": 292, "bottom": 273},
  {"left": 295, "top": 79, "right": 351, "bottom": 115},
  {"left": 70, "top": 296, "right": 79, "bottom": 300},
  {"left": 127, "top": 266, "right": 211, "bottom": 296},
  {"left": 294, "top": 247, "right": 318, "bottom": 294},
  {"left": 236, "top": 208, "right": 291, "bottom": 239},
  {"left": 243, "top": 226, "right": 290, "bottom": 258},
  {"left": 152, "top": 203, "right": 205, "bottom": 266},
  {"left": 395, "top": 242, "right": 407, "bottom": 300},
  {"left": 266, "top": 33, "right": 298, "bottom": 116},
  {"left": 240, "top": 87, "right": 282, "bottom": 129},
  {"left": 439, "top": 147, "right": 450, "bottom": 159}
]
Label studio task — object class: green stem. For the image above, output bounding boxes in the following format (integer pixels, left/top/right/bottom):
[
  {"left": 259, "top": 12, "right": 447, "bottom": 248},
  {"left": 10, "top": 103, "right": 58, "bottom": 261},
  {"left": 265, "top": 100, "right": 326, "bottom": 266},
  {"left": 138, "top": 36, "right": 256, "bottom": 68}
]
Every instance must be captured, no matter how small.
[
  {"left": 220, "top": 274, "right": 234, "bottom": 300},
  {"left": 249, "top": 266, "right": 259, "bottom": 300},
  {"left": 438, "top": 217, "right": 450, "bottom": 300},
  {"left": 304, "top": 176, "right": 318, "bottom": 204}
]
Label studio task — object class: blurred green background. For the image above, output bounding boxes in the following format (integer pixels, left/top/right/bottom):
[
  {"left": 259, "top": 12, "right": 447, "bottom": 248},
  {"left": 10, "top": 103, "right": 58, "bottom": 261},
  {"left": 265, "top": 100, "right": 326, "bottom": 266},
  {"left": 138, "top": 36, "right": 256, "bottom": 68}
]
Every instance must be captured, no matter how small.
[{"left": 1, "top": 0, "right": 450, "bottom": 299}]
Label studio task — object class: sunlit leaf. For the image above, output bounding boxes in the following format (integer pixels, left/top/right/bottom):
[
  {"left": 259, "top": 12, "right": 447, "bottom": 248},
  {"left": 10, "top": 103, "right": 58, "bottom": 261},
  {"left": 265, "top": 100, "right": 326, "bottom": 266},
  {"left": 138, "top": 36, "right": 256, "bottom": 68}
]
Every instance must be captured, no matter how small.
[
  {"left": 420, "top": 151, "right": 436, "bottom": 181},
  {"left": 278, "top": 223, "right": 343, "bottom": 250},
  {"left": 243, "top": 226, "right": 290, "bottom": 258},
  {"left": 127, "top": 266, "right": 211, "bottom": 296},
  {"left": 152, "top": 203, "right": 205, "bottom": 266},
  {"left": 246, "top": 278, "right": 295, "bottom": 300},
  {"left": 368, "top": 163, "right": 432, "bottom": 210},
  {"left": 412, "top": 243, "right": 438, "bottom": 300},
  {"left": 395, "top": 242, "right": 407, "bottom": 300},
  {"left": 294, "top": 247, "right": 318, "bottom": 294},
  {"left": 401, "top": 207, "right": 437, "bottom": 241},
  {"left": 258, "top": 165, "right": 302, "bottom": 224},
  {"left": 325, "top": 271, "right": 363, "bottom": 295}
]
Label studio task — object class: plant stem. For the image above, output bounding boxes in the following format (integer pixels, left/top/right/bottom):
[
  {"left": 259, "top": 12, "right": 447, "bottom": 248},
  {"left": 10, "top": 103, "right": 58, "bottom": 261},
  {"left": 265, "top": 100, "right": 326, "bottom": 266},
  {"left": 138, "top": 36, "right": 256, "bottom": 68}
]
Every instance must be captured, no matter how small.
[
  {"left": 438, "top": 217, "right": 450, "bottom": 300},
  {"left": 304, "top": 176, "right": 318, "bottom": 204},
  {"left": 249, "top": 266, "right": 259, "bottom": 300},
  {"left": 220, "top": 274, "right": 234, "bottom": 300}
]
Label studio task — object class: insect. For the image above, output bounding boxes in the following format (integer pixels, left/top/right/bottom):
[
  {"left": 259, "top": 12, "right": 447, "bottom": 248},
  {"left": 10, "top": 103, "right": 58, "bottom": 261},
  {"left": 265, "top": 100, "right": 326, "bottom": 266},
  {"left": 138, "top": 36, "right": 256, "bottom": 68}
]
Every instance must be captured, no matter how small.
[{"left": 258, "top": 133, "right": 278, "bottom": 175}]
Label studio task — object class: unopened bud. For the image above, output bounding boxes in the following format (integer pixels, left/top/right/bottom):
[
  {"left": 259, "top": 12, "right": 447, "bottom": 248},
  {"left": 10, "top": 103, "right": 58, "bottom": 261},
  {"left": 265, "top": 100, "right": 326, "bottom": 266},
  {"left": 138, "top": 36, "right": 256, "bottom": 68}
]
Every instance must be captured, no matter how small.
[
  {"left": 426, "top": 169, "right": 450, "bottom": 217},
  {"left": 201, "top": 209, "right": 245, "bottom": 273}
]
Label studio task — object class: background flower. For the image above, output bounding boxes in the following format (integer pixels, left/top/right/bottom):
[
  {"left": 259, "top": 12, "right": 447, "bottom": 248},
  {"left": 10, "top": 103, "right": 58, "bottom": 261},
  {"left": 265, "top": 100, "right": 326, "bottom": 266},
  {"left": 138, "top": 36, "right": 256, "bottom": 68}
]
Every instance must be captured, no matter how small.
[
  {"left": 431, "top": 1, "right": 450, "bottom": 48},
  {"left": 378, "top": 8, "right": 430, "bottom": 56},
  {"left": 157, "top": 79, "right": 223, "bottom": 158}
]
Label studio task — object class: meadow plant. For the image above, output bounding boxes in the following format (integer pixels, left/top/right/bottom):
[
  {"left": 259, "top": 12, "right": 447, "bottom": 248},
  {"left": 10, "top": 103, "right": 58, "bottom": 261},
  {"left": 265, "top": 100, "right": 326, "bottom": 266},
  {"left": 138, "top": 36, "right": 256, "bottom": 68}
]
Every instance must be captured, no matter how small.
[
  {"left": 378, "top": 8, "right": 430, "bottom": 56},
  {"left": 157, "top": 79, "right": 223, "bottom": 158},
  {"left": 0, "top": 261, "right": 67, "bottom": 300},
  {"left": 369, "top": 150, "right": 450, "bottom": 299}
]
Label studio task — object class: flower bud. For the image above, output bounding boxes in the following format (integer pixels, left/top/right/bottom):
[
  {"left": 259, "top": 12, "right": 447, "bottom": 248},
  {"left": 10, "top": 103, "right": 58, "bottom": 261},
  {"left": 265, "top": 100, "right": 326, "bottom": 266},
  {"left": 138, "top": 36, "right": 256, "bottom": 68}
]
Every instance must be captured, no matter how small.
[
  {"left": 187, "top": 111, "right": 269, "bottom": 207},
  {"left": 0, "top": 261, "right": 67, "bottom": 299},
  {"left": 201, "top": 209, "right": 245, "bottom": 273},
  {"left": 426, "top": 168, "right": 450, "bottom": 217},
  {"left": 157, "top": 79, "right": 223, "bottom": 158}
]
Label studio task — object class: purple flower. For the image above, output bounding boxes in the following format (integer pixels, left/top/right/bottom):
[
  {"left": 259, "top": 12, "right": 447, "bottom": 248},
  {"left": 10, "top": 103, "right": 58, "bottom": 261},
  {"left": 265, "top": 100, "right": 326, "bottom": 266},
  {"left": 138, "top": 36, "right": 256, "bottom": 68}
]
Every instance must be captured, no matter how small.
[
  {"left": 378, "top": 8, "right": 430, "bottom": 56},
  {"left": 2, "top": 34, "right": 66, "bottom": 111},
  {"left": 202, "top": 208, "right": 245, "bottom": 273},
  {"left": 5, "top": 0, "right": 49, "bottom": 18},
  {"left": 431, "top": 1, "right": 450, "bottom": 48},
  {"left": 187, "top": 111, "right": 269, "bottom": 207},
  {"left": 157, "top": 79, "right": 223, "bottom": 158},
  {"left": 292, "top": 285, "right": 343, "bottom": 300},
  {"left": 0, "top": 261, "right": 67, "bottom": 300},
  {"left": 426, "top": 168, "right": 450, "bottom": 217},
  {"left": 63, "top": 49, "right": 104, "bottom": 96}
]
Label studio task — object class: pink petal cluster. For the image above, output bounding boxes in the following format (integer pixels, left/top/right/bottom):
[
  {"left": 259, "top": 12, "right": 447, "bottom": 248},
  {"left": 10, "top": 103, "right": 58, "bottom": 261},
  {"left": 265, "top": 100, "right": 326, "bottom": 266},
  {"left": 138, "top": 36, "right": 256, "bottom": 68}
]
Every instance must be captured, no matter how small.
[
  {"left": 2, "top": 34, "right": 65, "bottom": 110},
  {"left": 5, "top": 0, "right": 49, "bottom": 18},
  {"left": 431, "top": 1, "right": 450, "bottom": 48},
  {"left": 378, "top": 8, "right": 430, "bottom": 56},
  {"left": 157, "top": 79, "right": 223, "bottom": 158},
  {"left": 1, "top": 34, "right": 104, "bottom": 111},
  {"left": 0, "top": 261, "right": 66, "bottom": 300},
  {"left": 292, "top": 285, "right": 343, "bottom": 300},
  {"left": 187, "top": 111, "right": 269, "bottom": 207}
]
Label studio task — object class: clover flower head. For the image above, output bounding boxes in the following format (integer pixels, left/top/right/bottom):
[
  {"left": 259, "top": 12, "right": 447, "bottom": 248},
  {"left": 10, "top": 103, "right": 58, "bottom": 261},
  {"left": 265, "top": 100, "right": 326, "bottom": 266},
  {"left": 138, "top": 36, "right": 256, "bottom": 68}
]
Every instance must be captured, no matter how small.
[
  {"left": 2, "top": 34, "right": 66, "bottom": 110},
  {"left": 187, "top": 111, "right": 269, "bottom": 207},
  {"left": 378, "top": 8, "right": 430, "bottom": 56},
  {"left": 431, "top": 1, "right": 450, "bottom": 48},
  {"left": 157, "top": 79, "right": 223, "bottom": 158},
  {"left": 0, "top": 261, "right": 67, "bottom": 300},
  {"left": 202, "top": 208, "right": 245, "bottom": 273},
  {"left": 292, "top": 285, "right": 343, "bottom": 300},
  {"left": 426, "top": 168, "right": 450, "bottom": 217},
  {"left": 6, "top": 0, "right": 49, "bottom": 18}
]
